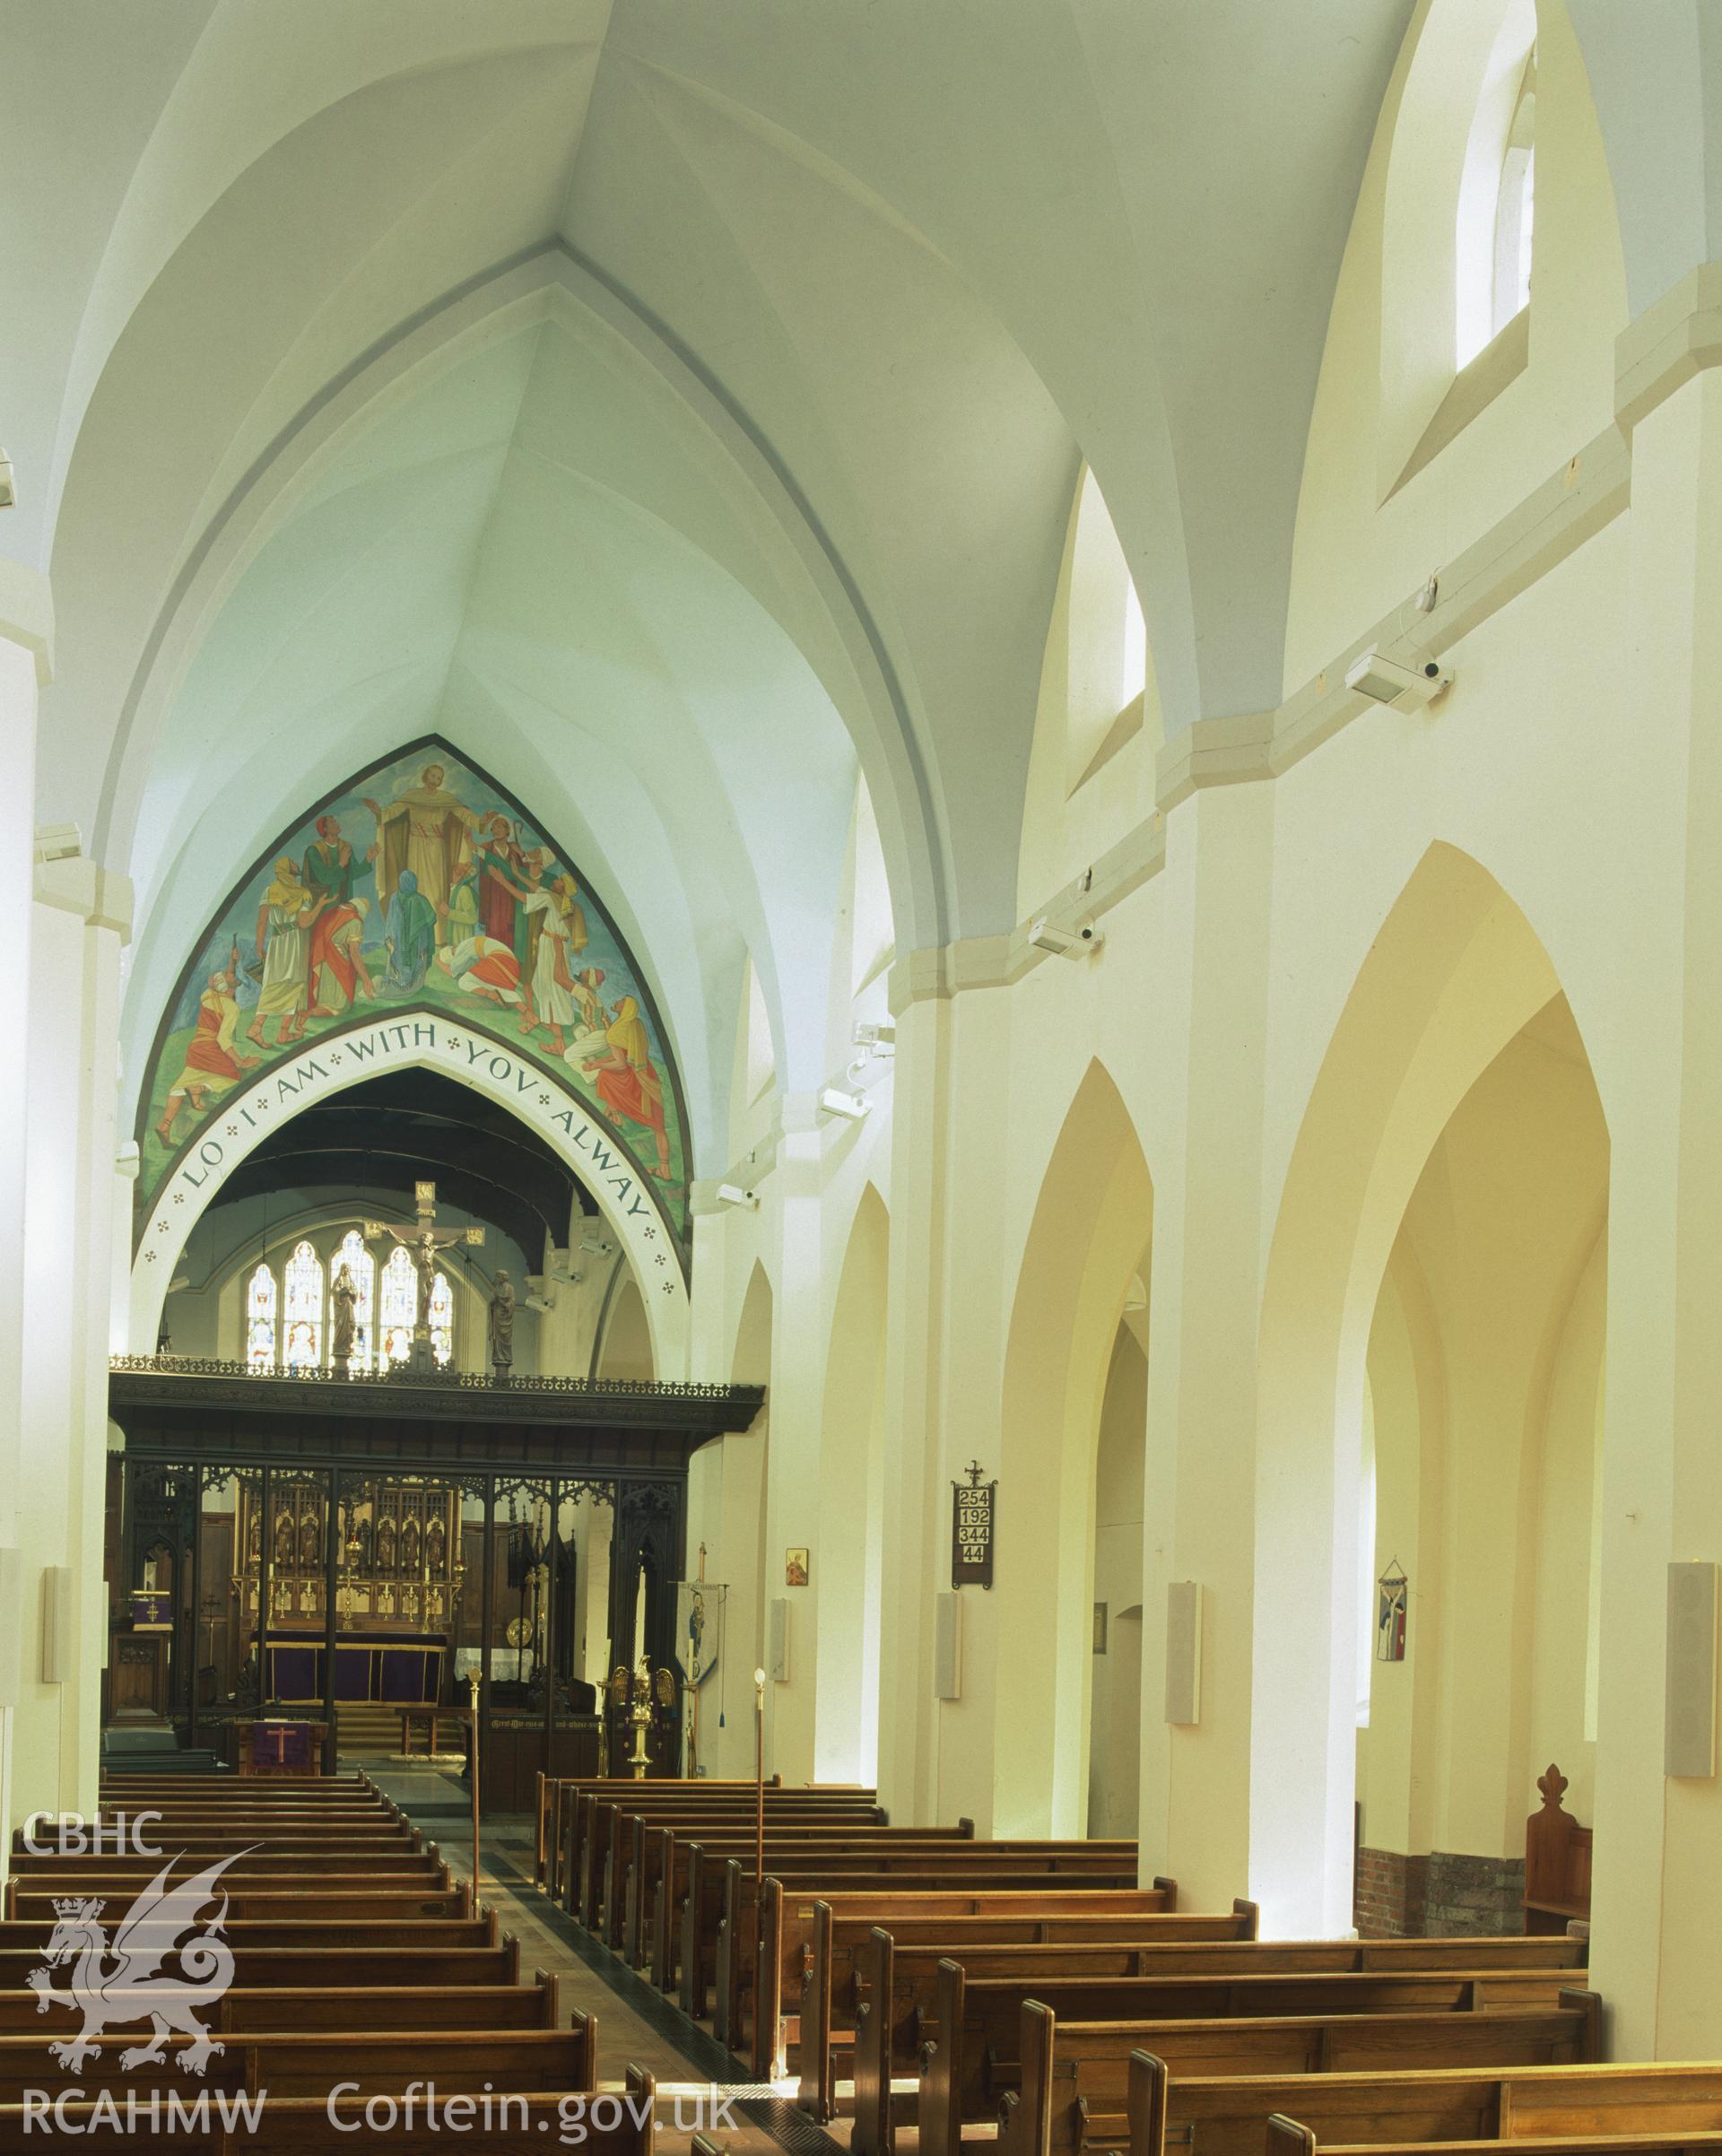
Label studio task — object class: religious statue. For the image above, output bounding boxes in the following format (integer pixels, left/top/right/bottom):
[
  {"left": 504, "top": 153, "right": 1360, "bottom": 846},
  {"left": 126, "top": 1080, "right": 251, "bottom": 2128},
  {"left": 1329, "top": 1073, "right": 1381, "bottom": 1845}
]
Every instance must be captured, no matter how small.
[
  {"left": 330, "top": 1262, "right": 357, "bottom": 1369},
  {"left": 489, "top": 1270, "right": 516, "bottom": 1381}
]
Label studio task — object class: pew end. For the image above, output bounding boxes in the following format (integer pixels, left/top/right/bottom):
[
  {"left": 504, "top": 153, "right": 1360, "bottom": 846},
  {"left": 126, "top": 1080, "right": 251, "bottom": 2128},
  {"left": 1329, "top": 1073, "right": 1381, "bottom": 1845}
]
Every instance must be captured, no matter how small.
[
  {"left": 1559, "top": 1985, "right": 1605, "bottom": 2062},
  {"left": 1232, "top": 1898, "right": 1259, "bottom": 1938},
  {"left": 626, "top": 2063, "right": 657, "bottom": 2156},
  {"left": 1127, "top": 2051, "right": 1168, "bottom": 2156},
  {"left": 1265, "top": 2115, "right": 1318, "bottom": 2156},
  {"left": 571, "top": 2005, "right": 599, "bottom": 2090},
  {"left": 1151, "top": 1877, "right": 1178, "bottom": 1912}
]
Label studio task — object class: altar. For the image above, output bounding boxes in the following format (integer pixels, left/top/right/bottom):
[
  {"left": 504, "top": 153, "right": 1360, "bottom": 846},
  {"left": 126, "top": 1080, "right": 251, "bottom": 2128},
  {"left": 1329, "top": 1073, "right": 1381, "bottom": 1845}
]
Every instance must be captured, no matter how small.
[{"left": 265, "top": 1630, "right": 445, "bottom": 1705}]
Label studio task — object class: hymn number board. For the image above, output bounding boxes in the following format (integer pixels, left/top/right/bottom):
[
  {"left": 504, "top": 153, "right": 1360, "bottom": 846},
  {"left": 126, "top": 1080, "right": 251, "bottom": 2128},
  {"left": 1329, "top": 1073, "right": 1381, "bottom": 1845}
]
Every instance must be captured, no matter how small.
[{"left": 952, "top": 1461, "right": 996, "bottom": 1589}]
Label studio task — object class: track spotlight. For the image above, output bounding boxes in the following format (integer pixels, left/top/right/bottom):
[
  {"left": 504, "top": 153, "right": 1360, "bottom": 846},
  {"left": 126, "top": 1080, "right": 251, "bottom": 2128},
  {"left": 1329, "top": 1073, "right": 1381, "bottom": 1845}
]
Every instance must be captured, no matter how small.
[
  {"left": 818, "top": 1087, "right": 872, "bottom": 1122},
  {"left": 717, "top": 1184, "right": 759, "bottom": 1210},
  {"left": 1029, "top": 917, "right": 1102, "bottom": 958},
  {"left": 1344, "top": 647, "right": 1452, "bottom": 711}
]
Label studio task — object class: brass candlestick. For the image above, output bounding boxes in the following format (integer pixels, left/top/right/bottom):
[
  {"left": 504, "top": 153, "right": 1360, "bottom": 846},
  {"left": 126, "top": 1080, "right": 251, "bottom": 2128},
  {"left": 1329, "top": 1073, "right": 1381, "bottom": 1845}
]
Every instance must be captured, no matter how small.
[{"left": 607, "top": 1659, "right": 674, "bottom": 1779}]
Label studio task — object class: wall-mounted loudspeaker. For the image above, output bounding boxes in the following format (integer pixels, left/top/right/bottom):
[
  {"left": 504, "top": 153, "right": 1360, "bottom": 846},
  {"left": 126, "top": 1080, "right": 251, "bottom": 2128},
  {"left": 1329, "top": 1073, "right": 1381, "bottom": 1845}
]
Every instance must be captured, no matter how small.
[
  {"left": 1666, "top": 1560, "right": 1717, "bottom": 1778},
  {"left": 0, "top": 1549, "right": 22, "bottom": 1707},
  {"left": 934, "top": 1592, "right": 961, "bottom": 1700},
  {"left": 769, "top": 1597, "right": 790, "bottom": 1683},
  {"left": 40, "top": 1566, "right": 74, "bottom": 1686},
  {"left": 1165, "top": 1580, "right": 1203, "bottom": 1726}
]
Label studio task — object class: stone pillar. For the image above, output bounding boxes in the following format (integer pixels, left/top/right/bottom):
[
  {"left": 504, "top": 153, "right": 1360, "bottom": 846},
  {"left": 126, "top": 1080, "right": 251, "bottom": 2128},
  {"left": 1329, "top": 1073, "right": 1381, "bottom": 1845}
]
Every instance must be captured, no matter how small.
[
  {"left": 19, "top": 843, "right": 132, "bottom": 1821},
  {"left": 1589, "top": 313, "right": 1722, "bottom": 2056},
  {"left": 761, "top": 1106, "right": 824, "bottom": 1782},
  {"left": 0, "top": 569, "right": 49, "bottom": 1870},
  {"left": 875, "top": 982, "right": 1014, "bottom": 1828},
  {"left": 1137, "top": 779, "right": 1305, "bottom": 1920},
  {"left": 874, "top": 989, "right": 952, "bottom": 1824}
]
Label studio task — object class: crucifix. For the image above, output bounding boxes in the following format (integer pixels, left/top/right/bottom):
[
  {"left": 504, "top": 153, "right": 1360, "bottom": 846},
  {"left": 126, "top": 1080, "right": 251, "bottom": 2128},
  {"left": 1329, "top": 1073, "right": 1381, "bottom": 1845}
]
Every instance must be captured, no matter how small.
[{"left": 364, "top": 1180, "right": 484, "bottom": 1373}]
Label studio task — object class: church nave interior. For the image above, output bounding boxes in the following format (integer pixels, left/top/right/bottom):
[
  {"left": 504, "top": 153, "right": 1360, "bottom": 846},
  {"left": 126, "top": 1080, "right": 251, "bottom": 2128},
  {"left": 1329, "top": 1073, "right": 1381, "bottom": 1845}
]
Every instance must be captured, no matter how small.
[{"left": 4, "top": 0, "right": 1722, "bottom": 2130}]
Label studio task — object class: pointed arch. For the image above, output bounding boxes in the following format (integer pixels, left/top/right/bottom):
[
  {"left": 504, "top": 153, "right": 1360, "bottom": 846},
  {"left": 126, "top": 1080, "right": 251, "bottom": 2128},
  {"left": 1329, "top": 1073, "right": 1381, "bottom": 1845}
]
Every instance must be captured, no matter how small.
[
  {"left": 996, "top": 1059, "right": 1154, "bottom": 1834},
  {"left": 129, "top": 1005, "right": 691, "bottom": 1377},
  {"left": 1253, "top": 839, "right": 1607, "bottom": 1935}
]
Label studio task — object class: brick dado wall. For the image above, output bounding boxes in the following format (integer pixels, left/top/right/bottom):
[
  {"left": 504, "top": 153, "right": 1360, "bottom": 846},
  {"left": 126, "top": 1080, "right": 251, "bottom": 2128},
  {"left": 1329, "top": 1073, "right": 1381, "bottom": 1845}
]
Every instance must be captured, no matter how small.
[
  {"left": 1355, "top": 1847, "right": 1525, "bottom": 1937},
  {"left": 1354, "top": 1846, "right": 1428, "bottom": 1936},
  {"left": 1423, "top": 1851, "right": 1525, "bottom": 1934}
]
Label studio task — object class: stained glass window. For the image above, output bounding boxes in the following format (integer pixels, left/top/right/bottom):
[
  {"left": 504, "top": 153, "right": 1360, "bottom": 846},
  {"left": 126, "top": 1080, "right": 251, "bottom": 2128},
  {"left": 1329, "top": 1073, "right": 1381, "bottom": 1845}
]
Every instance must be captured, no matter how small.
[
  {"left": 335, "top": 1229, "right": 378, "bottom": 1369},
  {"left": 245, "top": 1263, "right": 277, "bottom": 1370},
  {"left": 283, "top": 1239, "right": 325, "bottom": 1369},
  {"left": 380, "top": 1246, "right": 417, "bottom": 1366},
  {"left": 430, "top": 1269, "right": 454, "bottom": 1368}
]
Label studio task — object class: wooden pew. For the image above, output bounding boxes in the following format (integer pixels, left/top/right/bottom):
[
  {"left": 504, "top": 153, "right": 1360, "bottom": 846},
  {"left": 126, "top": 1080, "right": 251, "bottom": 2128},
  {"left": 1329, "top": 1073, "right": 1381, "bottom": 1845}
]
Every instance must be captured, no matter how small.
[
  {"left": 1120, "top": 2050, "right": 1718, "bottom": 2156},
  {"left": 573, "top": 1788, "right": 884, "bottom": 1931},
  {"left": 0, "top": 1972, "right": 566, "bottom": 2036},
  {"left": 5, "top": 1885, "right": 472, "bottom": 1925},
  {"left": 618, "top": 1814, "right": 952, "bottom": 1963},
  {"left": 735, "top": 1874, "right": 1156, "bottom": 2078},
  {"left": 7, "top": 1853, "right": 450, "bottom": 1899},
  {"left": 1266, "top": 2085, "right": 1722, "bottom": 2156},
  {"left": 562, "top": 1783, "right": 854, "bottom": 1913},
  {"left": 919, "top": 1971, "right": 1600, "bottom": 2156},
  {"left": 604, "top": 1804, "right": 898, "bottom": 1951},
  {"left": 819, "top": 1929, "right": 1587, "bottom": 2140},
  {"left": 0, "top": 2024, "right": 596, "bottom": 2106},
  {"left": 671, "top": 1829, "right": 1080, "bottom": 2005},
  {"left": 996, "top": 2000, "right": 1603, "bottom": 2156},
  {"left": 535, "top": 1771, "right": 799, "bottom": 1890},
  {"left": 0, "top": 1943, "right": 523, "bottom": 1990},
  {"left": 0, "top": 1912, "right": 503, "bottom": 1955},
  {"left": 0, "top": 2059, "right": 659, "bottom": 2154},
  {"left": 13, "top": 1829, "right": 423, "bottom": 1858},
  {"left": 802, "top": 1900, "right": 1256, "bottom": 2123},
  {"left": 1524, "top": 1764, "right": 1591, "bottom": 1934}
]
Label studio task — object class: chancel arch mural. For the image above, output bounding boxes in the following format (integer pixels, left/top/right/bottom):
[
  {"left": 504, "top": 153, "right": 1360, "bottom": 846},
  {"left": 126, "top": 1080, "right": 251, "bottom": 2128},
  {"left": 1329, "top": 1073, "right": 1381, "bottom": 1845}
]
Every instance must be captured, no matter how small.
[
  {"left": 129, "top": 741, "right": 697, "bottom": 1373},
  {"left": 135, "top": 740, "right": 691, "bottom": 1246}
]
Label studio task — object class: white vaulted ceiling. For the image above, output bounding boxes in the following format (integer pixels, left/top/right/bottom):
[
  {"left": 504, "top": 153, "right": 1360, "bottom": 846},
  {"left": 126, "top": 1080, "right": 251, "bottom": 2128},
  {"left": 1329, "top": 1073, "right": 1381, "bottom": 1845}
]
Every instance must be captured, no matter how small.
[{"left": 3, "top": 0, "right": 1425, "bottom": 1163}]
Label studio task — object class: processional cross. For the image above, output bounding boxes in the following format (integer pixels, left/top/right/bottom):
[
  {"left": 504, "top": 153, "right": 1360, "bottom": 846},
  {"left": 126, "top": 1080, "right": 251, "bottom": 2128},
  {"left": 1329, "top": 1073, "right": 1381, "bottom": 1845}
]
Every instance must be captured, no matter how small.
[{"left": 364, "top": 1180, "right": 484, "bottom": 1374}]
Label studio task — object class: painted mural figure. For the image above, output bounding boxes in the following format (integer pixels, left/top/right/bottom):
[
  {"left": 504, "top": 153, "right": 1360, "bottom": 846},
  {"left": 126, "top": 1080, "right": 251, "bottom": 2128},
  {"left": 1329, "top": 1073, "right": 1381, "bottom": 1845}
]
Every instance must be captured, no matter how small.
[
  {"left": 476, "top": 814, "right": 527, "bottom": 947},
  {"left": 154, "top": 970, "right": 258, "bottom": 1143},
  {"left": 506, "top": 873, "right": 587, "bottom": 1054},
  {"left": 586, "top": 995, "right": 672, "bottom": 1180},
  {"left": 447, "top": 860, "right": 481, "bottom": 946},
  {"left": 309, "top": 895, "right": 376, "bottom": 1017},
  {"left": 383, "top": 869, "right": 437, "bottom": 990},
  {"left": 305, "top": 815, "right": 379, "bottom": 1018},
  {"left": 249, "top": 860, "right": 328, "bottom": 1047},
  {"left": 434, "top": 935, "right": 522, "bottom": 1006},
  {"left": 364, "top": 762, "right": 479, "bottom": 946}
]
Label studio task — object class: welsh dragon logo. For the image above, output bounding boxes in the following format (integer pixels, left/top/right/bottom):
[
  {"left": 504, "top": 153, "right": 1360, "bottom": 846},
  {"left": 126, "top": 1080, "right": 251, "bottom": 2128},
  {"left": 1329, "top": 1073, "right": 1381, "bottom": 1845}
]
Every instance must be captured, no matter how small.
[{"left": 25, "top": 1847, "right": 255, "bottom": 2076}]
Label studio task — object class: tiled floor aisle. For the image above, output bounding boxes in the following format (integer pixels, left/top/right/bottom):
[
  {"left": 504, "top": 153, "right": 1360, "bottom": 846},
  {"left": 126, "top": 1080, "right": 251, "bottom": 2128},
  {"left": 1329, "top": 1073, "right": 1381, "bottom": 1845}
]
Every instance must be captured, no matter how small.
[{"left": 355, "top": 1755, "right": 852, "bottom": 2156}]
